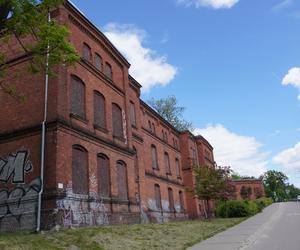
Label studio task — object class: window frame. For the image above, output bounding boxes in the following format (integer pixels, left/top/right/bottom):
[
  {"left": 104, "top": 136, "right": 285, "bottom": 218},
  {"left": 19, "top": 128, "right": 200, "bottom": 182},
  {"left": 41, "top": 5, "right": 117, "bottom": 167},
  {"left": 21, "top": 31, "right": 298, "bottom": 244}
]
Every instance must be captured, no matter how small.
[{"left": 93, "top": 90, "right": 106, "bottom": 130}]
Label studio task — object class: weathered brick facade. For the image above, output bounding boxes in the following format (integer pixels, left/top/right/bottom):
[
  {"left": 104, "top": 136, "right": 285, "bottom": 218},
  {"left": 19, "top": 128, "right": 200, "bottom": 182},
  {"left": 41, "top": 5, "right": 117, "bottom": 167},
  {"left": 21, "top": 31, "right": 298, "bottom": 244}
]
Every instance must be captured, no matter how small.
[
  {"left": 0, "top": 1, "right": 215, "bottom": 231},
  {"left": 231, "top": 179, "right": 265, "bottom": 201}
]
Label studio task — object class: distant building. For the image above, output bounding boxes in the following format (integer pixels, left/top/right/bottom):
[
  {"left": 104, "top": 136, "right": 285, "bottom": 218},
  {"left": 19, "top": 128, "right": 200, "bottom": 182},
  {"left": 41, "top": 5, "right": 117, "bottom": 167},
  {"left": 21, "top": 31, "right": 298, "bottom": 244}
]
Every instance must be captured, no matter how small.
[{"left": 230, "top": 179, "right": 265, "bottom": 200}]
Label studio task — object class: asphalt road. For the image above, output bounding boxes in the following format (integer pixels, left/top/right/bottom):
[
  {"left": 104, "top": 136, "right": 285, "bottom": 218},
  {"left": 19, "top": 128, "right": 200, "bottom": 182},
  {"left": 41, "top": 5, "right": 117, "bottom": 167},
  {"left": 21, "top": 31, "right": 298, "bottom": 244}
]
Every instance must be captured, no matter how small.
[{"left": 188, "top": 202, "right": 300, "bottom": 250}]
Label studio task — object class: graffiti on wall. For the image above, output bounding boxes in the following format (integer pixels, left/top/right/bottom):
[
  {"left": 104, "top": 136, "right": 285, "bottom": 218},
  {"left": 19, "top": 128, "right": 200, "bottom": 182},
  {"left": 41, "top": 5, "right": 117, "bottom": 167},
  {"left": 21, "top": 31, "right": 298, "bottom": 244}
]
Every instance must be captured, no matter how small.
[{"left": 0, "top": 150, "right": 41, "bottom": 232}]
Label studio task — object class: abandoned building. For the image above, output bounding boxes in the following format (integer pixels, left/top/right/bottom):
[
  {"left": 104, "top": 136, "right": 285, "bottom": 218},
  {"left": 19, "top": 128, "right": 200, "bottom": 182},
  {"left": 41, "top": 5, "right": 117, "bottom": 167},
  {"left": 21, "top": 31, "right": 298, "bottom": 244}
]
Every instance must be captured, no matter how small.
[
  {"left": 230, "top": 179, "right": 265, "bottom": 201},
  {"left": 0, "top": 1, "right": 216, "bottom": 232}
]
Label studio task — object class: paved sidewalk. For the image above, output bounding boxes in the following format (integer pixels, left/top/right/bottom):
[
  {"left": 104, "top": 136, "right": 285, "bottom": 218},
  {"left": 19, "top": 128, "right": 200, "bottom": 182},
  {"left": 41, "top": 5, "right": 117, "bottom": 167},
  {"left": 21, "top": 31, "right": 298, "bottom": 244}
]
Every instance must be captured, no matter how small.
[{"left": 187, "top": 202, "right": 300, "bottom": 250}]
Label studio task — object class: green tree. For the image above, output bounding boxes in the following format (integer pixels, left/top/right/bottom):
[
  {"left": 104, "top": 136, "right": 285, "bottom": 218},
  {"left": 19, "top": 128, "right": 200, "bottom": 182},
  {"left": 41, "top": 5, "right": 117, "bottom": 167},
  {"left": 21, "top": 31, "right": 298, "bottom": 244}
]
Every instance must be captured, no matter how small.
[
  {"left": 148, "top": 96, "right": 193, "bottom": 132},
  {"left": 0, "top": 0, "right": 79, "bottom": 98},
  {"left": 263, "top": 170, "right": 288, "bottom": 202},
  {"left": 193, "top": 165, "right": 234, "bottom": 218}
]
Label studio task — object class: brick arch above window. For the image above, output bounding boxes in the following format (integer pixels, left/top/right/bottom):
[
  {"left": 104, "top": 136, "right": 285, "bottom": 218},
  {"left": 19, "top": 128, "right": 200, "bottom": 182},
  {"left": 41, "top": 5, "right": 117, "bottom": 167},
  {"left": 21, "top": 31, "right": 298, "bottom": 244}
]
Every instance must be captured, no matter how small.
[
  {"left": 94, "top": 53, "right": 103, "bottom": 71},
  {"left": 82, "top": 42, "right": 92, "bottom": 62}
]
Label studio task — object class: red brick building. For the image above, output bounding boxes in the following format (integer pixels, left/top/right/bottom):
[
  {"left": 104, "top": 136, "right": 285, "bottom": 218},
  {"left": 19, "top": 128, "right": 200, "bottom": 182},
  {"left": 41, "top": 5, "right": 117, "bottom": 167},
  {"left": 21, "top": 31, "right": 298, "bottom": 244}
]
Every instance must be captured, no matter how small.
[
  {"left": 231, "top": 179, "right": 265, "bottom": 200},
  {"left": 0, "top": 1, "right": 215, "bottom": 231}
]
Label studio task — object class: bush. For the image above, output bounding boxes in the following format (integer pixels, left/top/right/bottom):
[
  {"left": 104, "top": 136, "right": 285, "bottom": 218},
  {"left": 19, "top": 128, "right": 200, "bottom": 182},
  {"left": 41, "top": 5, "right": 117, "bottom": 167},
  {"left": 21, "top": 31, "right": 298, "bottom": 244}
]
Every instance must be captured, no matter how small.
[{"left": 215, "top": 198, "right": 273, "bottom": 218}]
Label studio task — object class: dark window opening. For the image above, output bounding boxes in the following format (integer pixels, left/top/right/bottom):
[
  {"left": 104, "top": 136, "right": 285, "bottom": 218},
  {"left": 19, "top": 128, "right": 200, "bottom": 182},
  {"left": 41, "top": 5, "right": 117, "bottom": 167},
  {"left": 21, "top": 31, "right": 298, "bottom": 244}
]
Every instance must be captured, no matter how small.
[
  {"left": 154, "top": 184, "right": 162, "bottom": 210},
  {"left": 94, "top": 91, "right": 106, "bottom": 129},
  {"left": 72, "top": 146, "right": 88, "bottom": 195},
  {"left": 117, "top": 161, "right": 128, "bottom": 200},
  {"left": 97, "top": 154, "right": 110, "bottom": 198},
  {"left": 112, "top": 103, "right": 124, "bottom": 138},
  {"left": 71, "top": 75, "right": 85, "bottom": 119},
  {"left": 151, "top": 145, "right": 158, "bottom": 169}
]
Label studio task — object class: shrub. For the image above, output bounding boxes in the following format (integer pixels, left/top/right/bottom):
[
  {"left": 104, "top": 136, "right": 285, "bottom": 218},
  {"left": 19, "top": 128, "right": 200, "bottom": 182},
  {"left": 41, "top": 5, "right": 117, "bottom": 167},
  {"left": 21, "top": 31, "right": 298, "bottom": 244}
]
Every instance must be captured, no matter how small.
[{"left": 215, "top": 198, "right": 273, "bottom": 218}]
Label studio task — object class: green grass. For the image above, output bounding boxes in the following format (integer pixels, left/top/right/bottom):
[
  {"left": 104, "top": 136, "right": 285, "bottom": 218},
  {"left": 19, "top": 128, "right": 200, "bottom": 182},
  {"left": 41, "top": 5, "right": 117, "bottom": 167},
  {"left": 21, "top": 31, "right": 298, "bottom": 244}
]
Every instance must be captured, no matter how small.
[{"left": 0, "top": 218, "right": 244, "bottom": 250}]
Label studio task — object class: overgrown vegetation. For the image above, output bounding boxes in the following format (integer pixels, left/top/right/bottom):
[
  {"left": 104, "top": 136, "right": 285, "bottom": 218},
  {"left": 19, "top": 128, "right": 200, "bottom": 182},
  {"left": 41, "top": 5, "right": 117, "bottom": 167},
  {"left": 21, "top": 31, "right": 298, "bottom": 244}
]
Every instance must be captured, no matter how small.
[
  {"left": 215, "top": 198, "right": 273, "bottom": 218},
  {"left": 0, "top": 218, "right": 244, "bottom": 250}
]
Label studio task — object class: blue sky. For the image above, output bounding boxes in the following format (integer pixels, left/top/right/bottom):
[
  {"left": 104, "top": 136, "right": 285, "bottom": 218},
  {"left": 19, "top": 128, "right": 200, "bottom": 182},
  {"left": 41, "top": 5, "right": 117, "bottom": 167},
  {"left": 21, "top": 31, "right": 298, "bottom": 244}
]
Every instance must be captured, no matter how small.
[{"left": 70, "top": 0, "right": 300, "bottom": 186}]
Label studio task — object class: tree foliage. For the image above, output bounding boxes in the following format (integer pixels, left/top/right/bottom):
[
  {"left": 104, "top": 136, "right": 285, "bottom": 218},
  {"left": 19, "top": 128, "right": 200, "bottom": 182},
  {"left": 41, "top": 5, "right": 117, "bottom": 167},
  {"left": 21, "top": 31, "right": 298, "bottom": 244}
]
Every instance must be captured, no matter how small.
[
  {"left": 193, "top": 165, "right": 235, "bottom": 217},
  {"left": 263, "top": 170, "right": 288, "bottom": 202},
  {"left": 148, "top": 96, "right": 193, "bottom": 132},
  {"left": 0, "top": 0, "right": 79, "bottom": 99}
]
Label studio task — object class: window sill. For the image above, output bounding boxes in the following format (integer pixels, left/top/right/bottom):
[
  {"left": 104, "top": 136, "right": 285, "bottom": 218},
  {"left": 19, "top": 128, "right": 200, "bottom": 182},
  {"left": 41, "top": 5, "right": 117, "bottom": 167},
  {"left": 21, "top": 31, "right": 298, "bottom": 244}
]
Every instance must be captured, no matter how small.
[
  {"left": 70, "top": 113, "right": 88, "bottom": 124},
  {"left": 113, "top": 135, "right": 126, "bottom": 142},
  {"left": 94, "top": 124, "right": 108, "bottom": 133}
]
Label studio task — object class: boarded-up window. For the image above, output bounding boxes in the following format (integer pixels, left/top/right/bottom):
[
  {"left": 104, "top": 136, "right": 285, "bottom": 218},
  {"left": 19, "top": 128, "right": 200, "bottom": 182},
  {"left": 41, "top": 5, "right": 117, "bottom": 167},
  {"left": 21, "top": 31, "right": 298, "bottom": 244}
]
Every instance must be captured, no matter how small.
[
  {"left": 175, "top": 158, "right": 181, "bottom": 177},
  {"left": 168, "top": 188, "right": 174, "bottom": 211},
  {"left": 133, "top": 147, "right": 139, "bottom": 181},
  {"left": 117, "top": 161, "right": 128, "bottom": 200},
  {"left": 94, "top": 53, "right": 102, "bottom": 71},
  {"left": 179, "top": 191, "right": 184, "bottom": 211},
  {"left": 148, "top": 121, "right": 152, "bottom": 132},
  {"left": 151, "top": 145, "right": 158, "bottom": 169},
  {"left": 112, "top": 103, "right": 123, "bottom": 138},
  {"left": 192, "top": 149, "right": 197, "bottom": 165},
  {"left": 105, "top": 62, "right": 112, "bottom": 79},
  {"left": 152, "top": 123, "right": 156, "bottom": 134},
  {"left": 71, "top": 76, "right": 85, "bottom": 119},
  {"left": 130, "top": 101, "right": 136, "bottom": 127},
  {"left": 72, "top": 146, "right": 88, "bottom": 195},
  {"left": 164, "top": 152, "right": 171, "bottom": 175},
  {"left": 94, "top": 91, "right": 106, "bottom": 128},
  {"left": 97, "top": 154, "right": 110, "bottom": 197},
  {"left": 83, "top": 43, "right": 91, "bottom": 61},
  {"left": 154, "top": 184, "right": 162, "bottom": 210}
]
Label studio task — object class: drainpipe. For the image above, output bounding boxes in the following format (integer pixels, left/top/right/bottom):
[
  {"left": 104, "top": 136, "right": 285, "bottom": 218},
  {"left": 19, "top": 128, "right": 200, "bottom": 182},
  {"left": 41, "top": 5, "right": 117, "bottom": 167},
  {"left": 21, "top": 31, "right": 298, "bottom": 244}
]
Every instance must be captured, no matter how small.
[{"left": 36, "top": 11, "right": 51, "bottom": 233}]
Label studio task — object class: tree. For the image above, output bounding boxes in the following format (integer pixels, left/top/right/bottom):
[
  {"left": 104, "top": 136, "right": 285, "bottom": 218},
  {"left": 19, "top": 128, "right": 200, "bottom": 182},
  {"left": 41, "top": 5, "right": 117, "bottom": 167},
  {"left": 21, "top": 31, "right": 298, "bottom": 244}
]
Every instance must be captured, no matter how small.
[
  {"left": 0, "top": 0, "right": 79, "bottom": 99},
  {"left": 148, "top": 96, "right": 193, "bottom": 131},
  {"left": 193, "top": 165, "right": 234, "bottom": 218},
  {"left": 263, "top": 170, "right": 288, "bottom": 202}
]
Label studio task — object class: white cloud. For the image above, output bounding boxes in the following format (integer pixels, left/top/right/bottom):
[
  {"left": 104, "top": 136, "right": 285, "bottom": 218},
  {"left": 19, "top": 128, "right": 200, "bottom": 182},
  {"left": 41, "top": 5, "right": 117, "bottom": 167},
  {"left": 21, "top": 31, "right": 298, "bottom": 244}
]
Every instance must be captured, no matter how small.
[
  {"left": 177, "top": 0, "right": 239, "bottom": 9},
  {"left": 282, "top": 67, "right": 300, "bottom": 100},
  {"left": 272, "top": 0, "right": 293, "bottom": 12},
  {"left": 103, "top": 23, "right": 177, "bottom": 92},
  {"left": 194, "top": 124, "right": 268, "bottom": 177},
  {"left": 273, "top": 142, "right": 300, "bottom": 171}
]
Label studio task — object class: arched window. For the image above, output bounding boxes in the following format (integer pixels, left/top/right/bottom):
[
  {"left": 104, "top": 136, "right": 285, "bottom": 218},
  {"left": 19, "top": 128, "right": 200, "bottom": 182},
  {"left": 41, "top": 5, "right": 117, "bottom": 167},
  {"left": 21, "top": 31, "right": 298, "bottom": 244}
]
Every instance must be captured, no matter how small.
[
  {"left": 175, "top": 158, "right": 181, "bottom": 178},
  {"left": 179, "top": 191, "right": 184, "bottom": 211},
  {"left": 154, "top": 184, "right": 162, "bottom": 210},
  {"left": 117, "top": 161, "right": 128, "bottom": 200},
  {"left": 94, "top": 91, "right": 106, "bottom": 129},
  {"left": 133, "top": 147, "right": 139, "bottom": 181},
  {"left": 83, "top": 43, "right": 91, "bottom": 61},
  {"left": 151, "top": 145, "right": 158, "bottom": 169},
  {"left": 164, "top": 152, "right": 171, "bottom": 175},
  {"left": 72, "top": 145, "right": 88, "bottom": 195},
  {"left": 105, "top": 62, "right": 112, "bottom": 79},
  {"left": 168, "top": 188, "right": 174, "bottom": 211},
  {"left": 130, "top": 101, "right": 136, "bottom": 127},
  {"left": 112, "top": 103, "right": 123, "bottom": 138},
  {"left": 71, "top": 76, "right": 85, "bottom": 119},
  {"left": 97, "top": 154, "right": 110, "bottom": 198},
  {"left": 152, "top": 123, "right": 156, "bottom": 134},
  {"left": 94, "top": 53, "right": 102, "bottom": 71},
  {"left": 148, "top": 121, "right": 152, "bottom": 132}
]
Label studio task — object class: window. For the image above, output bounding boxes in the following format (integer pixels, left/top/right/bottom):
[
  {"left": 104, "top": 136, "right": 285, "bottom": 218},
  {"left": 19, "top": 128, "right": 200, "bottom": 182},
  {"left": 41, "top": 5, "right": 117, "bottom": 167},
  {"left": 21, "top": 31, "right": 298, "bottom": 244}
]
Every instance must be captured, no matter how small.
[
  {"left": 83, "top": 43, "right": 91, "bottom": 61},
  {"left": 148, "top": 121, "right": 152, "bottom": 132},
  {"left": 192, "top": 149, "right": 197, "bottom": 165},
  {"left": 179, "top": 191, "right": 185, "bottom": 211},
  {"left": 117, "top": 161, "right": 128, "bottom": 200},
  {"left": 154, "top": 184, "right": 162, "bottom": 210},
  {"left": 71, "top": 76, "right": 85, "bottom": 119},
  {"left": 94, "top": 53, "right": 102, "bottom": 71},
  {"left": 130, "top": 101, "right": 136, "bottom": 127},
  {"left": 151, "top": 145, "right": 158, "bottom": 169},
  {"left": 168, "top": 188, "right": 174, "bottom": 211},
  {"left": 112, "top": 103, "right": 124, "bottom": 138},
  {"left": 72, "top": 146, "right": 88, "bottom": 195},
  {"left": 133, "top": 147, "right": 139, "bottom": 181},
  {"left": 94, "top": 91, "right": 106, "bottom": 129},
  {"left": 152, "top": 123, "right": 156, "bottom": 134},
  {"left": 97, "top": 154, "right": 110, "bottom": 198},
  {"left": 105, "top": 62, "right": 112, "bottom": 79},
  {"left": 164, "top": 152, "right": 171, "bottom": 175},
  {"left": 175, "top": 159, "right": 181, "bottom": 178}
]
